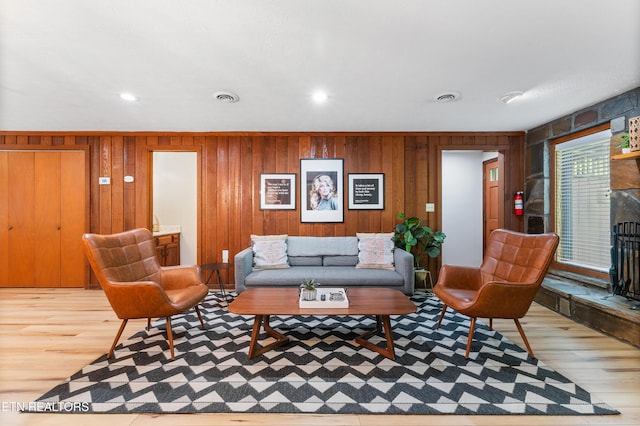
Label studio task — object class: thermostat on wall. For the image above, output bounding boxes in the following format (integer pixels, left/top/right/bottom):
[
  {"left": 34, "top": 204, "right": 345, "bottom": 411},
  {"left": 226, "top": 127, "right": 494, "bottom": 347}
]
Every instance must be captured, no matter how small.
[
  {"left": 98, "top": 177, "right": 110, "bottom": 185},
  {"left": 124, "top": 176, "right": 134, "bottom": 183}
]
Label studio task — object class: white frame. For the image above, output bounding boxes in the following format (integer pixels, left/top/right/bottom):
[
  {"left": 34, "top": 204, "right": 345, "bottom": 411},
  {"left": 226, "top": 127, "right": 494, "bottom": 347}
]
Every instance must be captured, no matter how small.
[
  {"left": 348, "top": 173, "right": 384, "bottom": 210},
  {"left": 260, "top": 174, "right": 296, "bottom": 210},
  {"left": 300, "top": 158, "right": 344, "bottom": 223}
]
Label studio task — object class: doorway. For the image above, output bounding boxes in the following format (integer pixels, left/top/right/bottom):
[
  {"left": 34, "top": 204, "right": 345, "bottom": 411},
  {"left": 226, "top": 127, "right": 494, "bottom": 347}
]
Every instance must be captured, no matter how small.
[
  {"left": 441, "top": 150, "right": 502, "bottom": 267},
  {"left": 152, "top": 151, "right": 198, "bottom": 265}
]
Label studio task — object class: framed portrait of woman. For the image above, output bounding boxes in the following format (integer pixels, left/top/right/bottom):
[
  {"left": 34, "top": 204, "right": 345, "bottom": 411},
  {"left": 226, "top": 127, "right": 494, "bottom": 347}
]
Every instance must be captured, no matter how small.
[{"left": 300, "top": 158, "right": 344, "bottom": 223}]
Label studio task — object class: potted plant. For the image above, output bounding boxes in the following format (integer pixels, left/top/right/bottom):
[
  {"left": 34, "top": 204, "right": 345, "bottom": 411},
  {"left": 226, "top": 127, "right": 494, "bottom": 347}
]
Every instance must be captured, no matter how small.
[
  {"left": 392, "top": 213, "right": 446, "bottom": 272},
  {"left": 615, "top": 132, "right": 630, "bottom": 154},
  {"left": 300, "top": 278, "right": 319, "bottom": 301}
]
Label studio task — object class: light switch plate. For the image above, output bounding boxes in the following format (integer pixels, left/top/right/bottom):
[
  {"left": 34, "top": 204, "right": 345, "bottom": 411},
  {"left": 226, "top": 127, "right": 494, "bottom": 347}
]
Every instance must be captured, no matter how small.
[{"left": 426, "top": 203, "right": 435, "bottom": 212}]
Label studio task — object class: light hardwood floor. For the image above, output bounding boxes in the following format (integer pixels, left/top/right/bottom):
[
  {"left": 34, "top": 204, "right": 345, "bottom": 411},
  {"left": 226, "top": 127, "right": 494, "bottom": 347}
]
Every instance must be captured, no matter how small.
[{"left": 1, "top": 288, "right": 639, "bottom": 426}]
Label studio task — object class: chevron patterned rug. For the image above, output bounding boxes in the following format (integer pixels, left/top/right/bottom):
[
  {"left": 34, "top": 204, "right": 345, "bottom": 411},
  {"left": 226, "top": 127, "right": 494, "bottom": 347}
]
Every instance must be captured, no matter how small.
[{"left": 33, "top": 291, "right": 618, "bottom": 415}]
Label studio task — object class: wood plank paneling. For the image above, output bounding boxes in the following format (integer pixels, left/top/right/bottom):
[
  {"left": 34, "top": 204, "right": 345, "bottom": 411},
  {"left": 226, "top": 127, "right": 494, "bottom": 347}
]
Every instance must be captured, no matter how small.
[
  {"left": 60, "top": 151, "right": 87, "bottom": 287},
  {"left": 0, "top": 131, "right": 524, "bottom": 288},
  {"left": 123, "top": 136, "right": 136, "bottom": 230},
  {"left": 110, "top": 136, "right": 125, "bottom": 232},
  {"left": 98, "top": 137, "right": 112, "bottom": 233}
]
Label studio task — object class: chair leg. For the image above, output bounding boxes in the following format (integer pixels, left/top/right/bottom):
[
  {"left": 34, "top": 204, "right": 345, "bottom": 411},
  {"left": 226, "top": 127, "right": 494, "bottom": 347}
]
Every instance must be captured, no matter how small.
[
  {"left": 465, "top": 317, "right": 477, "bottom": 359},
  {"left": 166, "top": 317, "right": 174, "bottom": 360},
  {"left": 195, "top": 305, "right": 205, "bottom": 329},
  {"left": 514, "top": 318, "right": 535, "bottom": 359},
  {"left": 489, "top": 318, "right": 493, "bottom": 330},
  {"left": 147, "top": 318, "right": 151, "bottom": 330},
  {"left": 436, "top": 304, "right": 448, "bottom": 328},
  {"left": 108, "top": 319, "right": 128, "bottom": 359}
]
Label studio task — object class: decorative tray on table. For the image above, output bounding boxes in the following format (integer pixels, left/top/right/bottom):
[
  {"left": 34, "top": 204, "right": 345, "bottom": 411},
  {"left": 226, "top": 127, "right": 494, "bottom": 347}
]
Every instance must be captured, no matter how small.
[{"left": 299, "top": 288, "right": 349, "bottom": 308}]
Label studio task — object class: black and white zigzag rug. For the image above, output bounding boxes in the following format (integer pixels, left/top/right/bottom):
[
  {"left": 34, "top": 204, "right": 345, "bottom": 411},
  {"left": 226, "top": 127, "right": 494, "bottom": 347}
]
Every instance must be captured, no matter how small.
[{"left": 34, "top": 292, "right": 618, "bottom": 415}]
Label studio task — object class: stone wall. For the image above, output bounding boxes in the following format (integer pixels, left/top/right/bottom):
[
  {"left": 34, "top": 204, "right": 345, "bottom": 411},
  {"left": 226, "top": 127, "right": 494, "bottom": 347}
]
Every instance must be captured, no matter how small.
[{"left": 524, "top": 87, "right": 640, "bottom": 234}]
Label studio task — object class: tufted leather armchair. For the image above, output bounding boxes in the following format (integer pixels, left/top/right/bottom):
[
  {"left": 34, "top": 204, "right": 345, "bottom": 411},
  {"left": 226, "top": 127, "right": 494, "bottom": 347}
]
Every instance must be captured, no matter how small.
[
  {"left": 434, "top": 229, "right": 559, "bottom": 359},
  {"left": 82, "top": 228, "right": 209, "bottom": 360}
]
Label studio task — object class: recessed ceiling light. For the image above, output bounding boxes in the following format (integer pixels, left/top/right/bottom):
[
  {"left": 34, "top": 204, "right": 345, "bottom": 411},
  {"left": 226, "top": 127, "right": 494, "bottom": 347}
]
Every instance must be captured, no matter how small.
[
  {"left": 213, "top": 91, "right": 239, "bottom": 103},
  {"left": 120, "top": 92, "right": 138, "bottom": 102},
  {"left": 434, "top": 91, "right": 461, "bottom": 103},
  {"left": 312, "top": 90, "right": 329, "bottom": 104},
  {"left": 499, "top": 91, "right": 524, "bottom": 104}
]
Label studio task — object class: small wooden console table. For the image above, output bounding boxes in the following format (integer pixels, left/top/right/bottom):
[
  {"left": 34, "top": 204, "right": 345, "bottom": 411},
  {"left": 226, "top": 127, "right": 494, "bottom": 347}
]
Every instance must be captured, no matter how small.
[{"left": 228, "top": 287, "right": 416, "bottom": 360}]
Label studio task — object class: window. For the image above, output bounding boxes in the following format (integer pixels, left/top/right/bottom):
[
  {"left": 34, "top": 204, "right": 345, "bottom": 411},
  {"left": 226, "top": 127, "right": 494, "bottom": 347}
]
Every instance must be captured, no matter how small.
[{"left": 554, "top": 128, "right": 611, "bottom": 273}]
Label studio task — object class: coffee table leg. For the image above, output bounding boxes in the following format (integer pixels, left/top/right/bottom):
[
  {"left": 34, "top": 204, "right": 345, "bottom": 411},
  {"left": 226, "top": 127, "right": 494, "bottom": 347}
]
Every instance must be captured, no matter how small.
[
  {"left": 355, "top": 315, "right": 397, "bottom": 360},
  {"left": 247, "top": 315, "right": 290, "bottom": 359}
]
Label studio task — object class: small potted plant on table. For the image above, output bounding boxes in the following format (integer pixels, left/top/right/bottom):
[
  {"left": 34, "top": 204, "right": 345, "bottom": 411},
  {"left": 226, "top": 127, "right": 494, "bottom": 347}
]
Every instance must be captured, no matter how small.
[{"left": 300, "top": 278, "right": 319, "bottom": 301}]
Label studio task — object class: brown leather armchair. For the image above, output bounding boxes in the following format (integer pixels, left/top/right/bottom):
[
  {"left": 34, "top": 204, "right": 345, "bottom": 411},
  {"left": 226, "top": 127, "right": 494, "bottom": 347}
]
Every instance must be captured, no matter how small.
[
  {"left": 82, "top": 228, "right": 209, "bottom": 360},
  {"left": 434, "top": 229, "right": 559, "bottom": 359}
]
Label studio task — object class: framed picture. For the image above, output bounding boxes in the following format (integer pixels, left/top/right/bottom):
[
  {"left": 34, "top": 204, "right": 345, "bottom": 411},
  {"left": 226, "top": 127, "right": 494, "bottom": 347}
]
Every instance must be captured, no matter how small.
[
  {"left": 348, "top": 173, "right": 385, "bottom": 210},
  {"left": 300, "top": 158, "right": 344, "bottom": 222},
  {"left": 260, "top": 174, "right": 296, "bottom": 210}
]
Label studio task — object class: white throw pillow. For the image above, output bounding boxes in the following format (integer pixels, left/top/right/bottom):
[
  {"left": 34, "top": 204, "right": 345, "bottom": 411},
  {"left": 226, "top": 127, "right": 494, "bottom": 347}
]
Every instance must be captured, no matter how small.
[
  {"left": 251, "top": 234, "right": 290, "bottom": 270},
  {"left": 356, "top": 232, "right": 395, "bottom": 270}
]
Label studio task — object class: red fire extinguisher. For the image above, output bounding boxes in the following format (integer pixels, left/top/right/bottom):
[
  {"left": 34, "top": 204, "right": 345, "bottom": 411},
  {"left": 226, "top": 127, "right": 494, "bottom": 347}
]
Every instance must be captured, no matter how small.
[{"left": 514, "top": 191, "right": 524, "bottom": 216}]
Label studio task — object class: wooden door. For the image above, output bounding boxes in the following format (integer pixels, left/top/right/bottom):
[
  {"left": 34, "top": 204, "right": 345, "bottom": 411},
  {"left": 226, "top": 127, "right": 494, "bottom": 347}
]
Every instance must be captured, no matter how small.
[
  {"left": 7, "top": 152, "right": 36, "bottom": 287},
  {"left": 0, "top": 150, "right": 86, "bottom": 287},
  {"left": 483, "top": 158, "right": 500, "bottom": 248},
  {"left": 35, "top": 152, "right": 61, "bottom": 286},
  {"left": 0, "top": 152, "right": 9, "bottom": 285}
]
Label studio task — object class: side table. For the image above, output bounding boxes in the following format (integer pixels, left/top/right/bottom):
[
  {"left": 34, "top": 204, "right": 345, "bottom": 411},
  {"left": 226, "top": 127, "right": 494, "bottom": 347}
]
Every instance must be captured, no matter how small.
[
  {"left": 201, "top": 262, "right": 233, "bottom": 305},
  {"left": 414, "top": 269, "right": 433, "bottom": 291}
]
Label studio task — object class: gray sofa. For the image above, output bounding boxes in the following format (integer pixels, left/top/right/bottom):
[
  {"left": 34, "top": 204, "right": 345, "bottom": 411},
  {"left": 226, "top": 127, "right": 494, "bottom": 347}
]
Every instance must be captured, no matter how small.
[{"left": 234, "top": 236, "right": 414, "bottom": 295}]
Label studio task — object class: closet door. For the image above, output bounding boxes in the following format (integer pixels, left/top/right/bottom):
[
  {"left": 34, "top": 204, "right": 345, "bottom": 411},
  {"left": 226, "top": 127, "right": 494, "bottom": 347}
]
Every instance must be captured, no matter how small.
[
  {"left": 7, "top": 152, "right": 36, "bottom": 287},
  {"left": 0, "top": 150, "right": 86, "bottom": 288},
  {"left": 35, "top": 152, "right": 61, "bottom": 286},
  {"left": 0, "top": 152, "right": 9, "bottom": 285}
]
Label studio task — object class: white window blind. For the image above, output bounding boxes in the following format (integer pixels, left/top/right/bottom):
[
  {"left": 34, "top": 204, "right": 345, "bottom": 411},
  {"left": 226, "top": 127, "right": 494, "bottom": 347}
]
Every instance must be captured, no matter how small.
[{"left": 554, "top": 129, "right": 611, "bottom": 271}]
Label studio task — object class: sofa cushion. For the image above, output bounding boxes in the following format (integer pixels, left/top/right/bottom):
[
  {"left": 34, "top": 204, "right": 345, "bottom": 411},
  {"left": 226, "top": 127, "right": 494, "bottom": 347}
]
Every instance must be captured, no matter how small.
[
  {"left": 323, "top": 255, "right": 358, "bottom": 266},
  {"left": 289, "top": 256, "right": 323, "bottom": 266},
  {"left": 288, "top": 236, "right": 358, "bottom": 257},
  {"left": 244, "top": 266, "right": 404, "bottom": 287},
  {"left": 356, "top": 232, "right": 395, "bottom": 270},
  {"left": 251, "top": 234, "right": 290, "bottom": 270}
]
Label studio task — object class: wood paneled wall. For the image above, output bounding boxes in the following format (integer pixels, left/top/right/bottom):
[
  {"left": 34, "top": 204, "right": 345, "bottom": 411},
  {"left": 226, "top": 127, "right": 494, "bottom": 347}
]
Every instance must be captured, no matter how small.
[{"left": 0, "top": 131, "right": 525, "bottom": 288}]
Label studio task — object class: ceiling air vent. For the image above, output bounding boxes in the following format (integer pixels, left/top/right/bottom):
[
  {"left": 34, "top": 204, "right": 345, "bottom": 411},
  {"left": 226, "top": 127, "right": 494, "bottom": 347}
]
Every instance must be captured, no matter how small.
[
  {"left": 213, "top": 91, "right": 239, "bottom": 103},
  {"left": 434, "top": 91, "right": 461, "bottom": 103}
]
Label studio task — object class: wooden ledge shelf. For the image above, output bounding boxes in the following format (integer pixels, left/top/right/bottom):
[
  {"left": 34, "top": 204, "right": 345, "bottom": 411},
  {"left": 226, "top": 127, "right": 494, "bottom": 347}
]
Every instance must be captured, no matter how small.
[{"left": 612, "top": 150, "right": 640, "bottom": 160}]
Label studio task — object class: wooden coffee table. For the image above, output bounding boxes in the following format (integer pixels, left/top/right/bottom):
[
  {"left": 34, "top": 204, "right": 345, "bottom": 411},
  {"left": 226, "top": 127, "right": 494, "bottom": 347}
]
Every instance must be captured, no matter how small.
[{"left": 228, "top": 287, "right": 416, "bottom": 360}]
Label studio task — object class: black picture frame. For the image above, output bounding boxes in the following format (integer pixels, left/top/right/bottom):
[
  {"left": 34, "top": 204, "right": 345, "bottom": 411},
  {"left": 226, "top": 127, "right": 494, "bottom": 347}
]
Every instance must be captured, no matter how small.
[{"left": 348, "top": 173, "right": 385, "bottom": 210}]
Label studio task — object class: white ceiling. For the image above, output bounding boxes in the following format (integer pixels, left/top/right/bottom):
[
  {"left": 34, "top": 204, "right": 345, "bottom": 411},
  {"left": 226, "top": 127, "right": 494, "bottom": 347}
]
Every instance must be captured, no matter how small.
[{"left": 1, "top": 0, "right": 639, "bottom": 133}]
